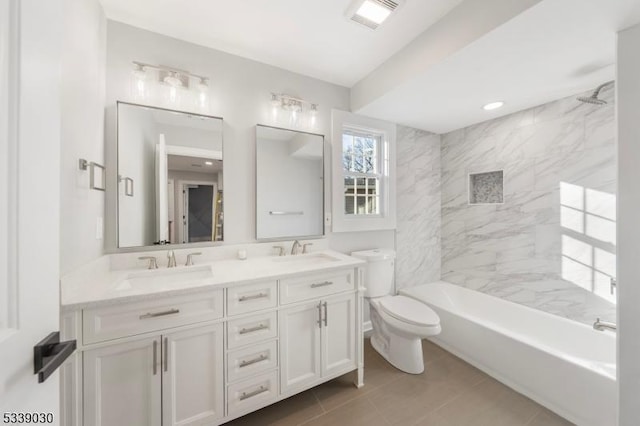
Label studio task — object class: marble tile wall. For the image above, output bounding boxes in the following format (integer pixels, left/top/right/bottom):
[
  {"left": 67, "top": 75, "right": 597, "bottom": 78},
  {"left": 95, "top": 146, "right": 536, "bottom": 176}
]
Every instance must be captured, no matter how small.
[
  {"left": 396, "top": 126, "right": 442, "bottom": 290},
  {"left": 441, "top": 87, "right": 617, "bottom": 325}
]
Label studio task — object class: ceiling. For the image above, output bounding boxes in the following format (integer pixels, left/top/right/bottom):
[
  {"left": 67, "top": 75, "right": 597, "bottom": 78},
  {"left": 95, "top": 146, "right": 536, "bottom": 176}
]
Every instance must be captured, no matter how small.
[
  {"left": 356, "top": 0, "right": 640, "bottom": 133},
  {"left": 99, "top": 0, "right": 464, "bottom": 87},
  {"left": 168, "top": 155, "right": 222, "bottom": 174},
  {"left": 102, "top": 0, "right": 640, "bottom": 134}
]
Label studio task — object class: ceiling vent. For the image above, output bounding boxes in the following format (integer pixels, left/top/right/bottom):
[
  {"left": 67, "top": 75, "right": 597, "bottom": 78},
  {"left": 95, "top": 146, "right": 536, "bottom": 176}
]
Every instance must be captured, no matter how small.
[{"left": 347, "top": 0, "right": 403, "bottom": 30}]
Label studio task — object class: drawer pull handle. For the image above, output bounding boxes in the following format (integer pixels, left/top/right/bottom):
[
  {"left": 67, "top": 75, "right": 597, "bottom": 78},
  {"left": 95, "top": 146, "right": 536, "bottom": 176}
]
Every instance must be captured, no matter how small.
[
  {"left": 310, "top": 281, "right": 333, "bottom": 288},
  {"left": 239, "top": 385, "right": 268, "bottom": 401},
  {"left": 152, "top": 340, "right": 158, "bottom": 375},
  {"left": 239, "top": 354, "right": 268, "bottom": 368},
  {"left": 139, "top": 309, "right": 180, "bottom": 319},
  {"left": 317, "top": 302, "right": 322, "bottom": 328},
  {"left": 239, "top": 324, "right": 268, "bottom": 335},
  {"left": 238, "top": 293, "right": 268, "bottom": 302},
  {"left": 323, "top": 301, "right": 328, "bottom": 326}
]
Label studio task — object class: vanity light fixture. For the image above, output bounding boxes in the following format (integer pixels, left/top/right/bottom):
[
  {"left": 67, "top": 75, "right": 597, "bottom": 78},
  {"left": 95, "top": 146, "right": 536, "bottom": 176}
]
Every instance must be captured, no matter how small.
[
  {"left": 483, "top": 101, "right": 505, "bottom": 111},
  {"left": 269, "top": 93, "right": 319, "bottom": 130},
  {"left": 130, "top": 61, "right": 211, "bottom": 112},
  {"left": 347, "top": 0, "right": 403, "bottom": 30}
]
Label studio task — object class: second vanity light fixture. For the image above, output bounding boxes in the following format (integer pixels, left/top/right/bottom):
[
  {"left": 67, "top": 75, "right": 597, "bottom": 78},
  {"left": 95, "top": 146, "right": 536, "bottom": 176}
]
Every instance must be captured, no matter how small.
[
  {"left": 131, "top": 61, "right": 211, "bottom": 112},
  {"left": 269, "top": 93, "right": 319, "bottom": 130}
]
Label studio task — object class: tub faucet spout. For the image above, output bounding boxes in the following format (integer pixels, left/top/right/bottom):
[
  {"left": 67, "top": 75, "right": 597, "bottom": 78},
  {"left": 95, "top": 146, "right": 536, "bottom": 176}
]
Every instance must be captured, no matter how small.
[{"left": 593, "top": 318, "right": 616, "bottom": 332}]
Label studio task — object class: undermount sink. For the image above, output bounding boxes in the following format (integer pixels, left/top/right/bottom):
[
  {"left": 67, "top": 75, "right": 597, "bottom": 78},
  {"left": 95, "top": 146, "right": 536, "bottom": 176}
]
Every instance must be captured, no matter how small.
[
  {"left": 115, "top": 266, "right": 214, "bottom": 291},
  {"left": 271, "top": 252, "right": 341, "bottom": 265}
]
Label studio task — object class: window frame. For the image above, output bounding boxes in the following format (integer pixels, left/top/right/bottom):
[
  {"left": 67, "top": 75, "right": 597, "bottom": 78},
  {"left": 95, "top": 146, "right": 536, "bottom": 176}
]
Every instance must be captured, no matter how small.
[
  {"left": 342, "top": 129, "right": 384, "bottom": 217},
  {"left": 331, "top": 109, "right": 396, "bottom": 233}
]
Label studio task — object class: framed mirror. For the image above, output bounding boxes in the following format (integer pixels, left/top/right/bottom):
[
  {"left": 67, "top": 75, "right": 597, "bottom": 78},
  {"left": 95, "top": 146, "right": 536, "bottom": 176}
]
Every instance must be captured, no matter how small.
[
  {"left": 255, "top": 125, "right": 324, "bottom": 240},
  {"left": 117, "top": 102, "right": 223, "bottom": 248}
]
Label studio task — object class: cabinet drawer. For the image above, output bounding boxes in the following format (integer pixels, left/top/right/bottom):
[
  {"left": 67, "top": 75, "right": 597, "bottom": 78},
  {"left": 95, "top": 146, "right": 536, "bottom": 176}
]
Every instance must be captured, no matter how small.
[
  {"left": 227, "top": 340, "right": 278, "bottom": 383},
  {"left": 227, "top": 281, "right": 277, "bottom": 316},
  {"left": 83, "top": 291, "right": 224, "bottom": 344},
  {"left": 280, "top": 269, "right": 354, "bottom": 304},
  {"left": 227, "top": 370, "right": 278, "bottom": 417},
  {"left": 227, "top": 311, "right": 277, "bottom": 349}
]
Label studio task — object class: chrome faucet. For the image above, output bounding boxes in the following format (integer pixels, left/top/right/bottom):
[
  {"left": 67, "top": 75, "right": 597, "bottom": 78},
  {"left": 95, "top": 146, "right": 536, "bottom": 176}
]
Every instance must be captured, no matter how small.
[
  {"left": 593, "top": 318, "right": 617, "bottom": 332},
  {"left": 139, "top": 256, "right": 158, "bottom": 270},
  {"left": 291, "top": 240, "right": 302, "bottom": 255},
  {"left": 185, "top": 252, "right": 202, "bottom": 266},
  {"left": 302, "top": 243, "right": 313, "bottom": 254},
  {"left": 273, "top": 245, "right": 286, "bottom": 256},
  {"left": 167, "top": 250, "right": 177, "bottom": 268}
]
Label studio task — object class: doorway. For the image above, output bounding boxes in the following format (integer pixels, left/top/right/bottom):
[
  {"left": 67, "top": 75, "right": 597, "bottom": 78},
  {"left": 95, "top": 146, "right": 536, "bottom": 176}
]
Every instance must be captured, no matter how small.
[{"left": 180, "top": 182, "right": 216, "bottom": 243}]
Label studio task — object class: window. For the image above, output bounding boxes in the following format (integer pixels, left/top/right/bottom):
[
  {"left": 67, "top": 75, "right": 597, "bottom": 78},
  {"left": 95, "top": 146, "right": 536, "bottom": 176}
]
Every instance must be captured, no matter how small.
[
  {"left": 331, "top": 110, "right": 395, "bottom": 232},
  {"left": 342, "top": 130, "right": 382, "bottom": 216}
]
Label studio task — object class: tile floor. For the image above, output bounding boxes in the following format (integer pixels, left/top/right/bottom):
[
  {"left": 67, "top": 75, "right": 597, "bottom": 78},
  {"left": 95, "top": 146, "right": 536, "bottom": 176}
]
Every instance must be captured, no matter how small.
[{"left": 226, "top": 339, "right": 573, "bottom": 426}]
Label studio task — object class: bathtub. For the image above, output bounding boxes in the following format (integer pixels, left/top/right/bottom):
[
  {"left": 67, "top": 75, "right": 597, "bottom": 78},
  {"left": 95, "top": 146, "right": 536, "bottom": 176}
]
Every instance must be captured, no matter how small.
[{"left": 399, "top": 281, "right": 617, "bottom": 426}]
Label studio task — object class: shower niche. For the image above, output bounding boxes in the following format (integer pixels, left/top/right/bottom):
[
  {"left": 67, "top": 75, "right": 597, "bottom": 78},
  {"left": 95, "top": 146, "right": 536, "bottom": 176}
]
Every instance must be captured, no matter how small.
[{"left": 469, "top": 170, "right": 504, "bottom": 204}]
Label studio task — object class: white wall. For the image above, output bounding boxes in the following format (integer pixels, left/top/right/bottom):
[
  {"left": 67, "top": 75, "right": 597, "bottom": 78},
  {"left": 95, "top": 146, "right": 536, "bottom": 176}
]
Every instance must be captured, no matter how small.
[
  {"left": 157, "top": 124, "right": 222, "bottom": 152},
  {"left": 117, "top": 105, "right": 157, "bottom": 247},
  {"left": 104, "top": 21, "right": 392, "bottom": 254},
  {"left": 60, "top": 0, "right": 106, "bottom": 274},
  {"left": 256, "top": 137, "right": 323, "bottom": 239},
  {"left": 617, "top": 22, "right": 640, "bottom": 426}
]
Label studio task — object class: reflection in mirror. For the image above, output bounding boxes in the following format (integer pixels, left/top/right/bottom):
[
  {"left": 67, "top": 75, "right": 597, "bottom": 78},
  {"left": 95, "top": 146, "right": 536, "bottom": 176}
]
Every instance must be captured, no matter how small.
[
  {"left": 256, "top": 125, "right": 324, "bottom": 240},
  {"left": 117, "top": 102, "right": 223, "bottom": 248}
]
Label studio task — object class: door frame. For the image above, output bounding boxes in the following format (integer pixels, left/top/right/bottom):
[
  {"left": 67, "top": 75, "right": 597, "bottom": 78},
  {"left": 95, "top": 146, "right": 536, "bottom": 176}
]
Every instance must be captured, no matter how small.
[{"left": 178, "top": 180, "right": 217, "bottom": 244}]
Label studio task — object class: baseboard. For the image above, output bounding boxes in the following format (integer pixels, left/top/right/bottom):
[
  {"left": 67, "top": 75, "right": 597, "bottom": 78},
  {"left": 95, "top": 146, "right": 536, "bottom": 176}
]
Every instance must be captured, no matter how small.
[{"left": 363, "top": 320, "right": 372, "bottom": 336}]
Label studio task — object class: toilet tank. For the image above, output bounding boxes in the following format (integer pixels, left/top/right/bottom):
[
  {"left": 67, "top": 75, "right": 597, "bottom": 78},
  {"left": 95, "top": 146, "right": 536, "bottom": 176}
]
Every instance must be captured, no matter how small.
[{"left": 351, "top": 249, "right": 396, "bottom": 298}]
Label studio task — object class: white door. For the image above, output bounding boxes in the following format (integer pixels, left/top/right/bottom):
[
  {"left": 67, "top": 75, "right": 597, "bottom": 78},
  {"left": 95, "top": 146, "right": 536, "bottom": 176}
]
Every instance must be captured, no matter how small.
[
  {"left": 156, "top": 134, "right": 169, "bottom": 243},
  {"left": 162, "top": 324, "right": 224, "bottom": 426},
  {"left": 0, "top": 0, "right": 64, "bottom": 418},
  {"left": 83, "top": 337, "right": 162, "bottom": 426},
  {"left": 321, "top": 294, "right": 357, "bottom": 377},
  {"left": 279, "top": 301, "right": 322, "bottom": 394}
]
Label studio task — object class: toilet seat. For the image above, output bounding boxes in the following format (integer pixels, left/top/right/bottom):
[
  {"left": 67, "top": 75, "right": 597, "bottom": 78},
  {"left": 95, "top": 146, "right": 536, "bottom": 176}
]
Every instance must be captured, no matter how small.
[{"left": 379, "top": 295, "right": 440, "bottom": 327}]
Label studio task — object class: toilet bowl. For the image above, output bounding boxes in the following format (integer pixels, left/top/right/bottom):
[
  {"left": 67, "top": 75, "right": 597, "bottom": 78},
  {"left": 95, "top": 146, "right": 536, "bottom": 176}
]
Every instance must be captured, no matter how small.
[
  {"left": 369, "top": 295, "right": 440, "bottom": 374},
  {"left": 351, "top": 249, "right": 441, "bottom": 374}
]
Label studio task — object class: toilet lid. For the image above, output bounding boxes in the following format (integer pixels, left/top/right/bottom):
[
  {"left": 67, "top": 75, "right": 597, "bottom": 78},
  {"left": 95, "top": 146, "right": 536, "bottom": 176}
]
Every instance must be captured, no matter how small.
[{"left": 379, "top": 295, "right": 440, "bottom": 327}]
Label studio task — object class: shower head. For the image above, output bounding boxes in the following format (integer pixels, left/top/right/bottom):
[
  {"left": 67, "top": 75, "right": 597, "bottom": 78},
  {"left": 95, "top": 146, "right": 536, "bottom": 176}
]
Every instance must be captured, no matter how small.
[
  {"left": 576, "top": 95, "right": 607, "bottom": 105},
  {"left": 577, "top": 81, "right": 614, "bottom": 105}
]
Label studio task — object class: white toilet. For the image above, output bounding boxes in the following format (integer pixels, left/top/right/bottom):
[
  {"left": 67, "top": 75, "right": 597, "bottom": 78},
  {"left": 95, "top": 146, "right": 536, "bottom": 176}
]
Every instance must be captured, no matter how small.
[{"left": 351, "top": 249, "right": 441, "bottom": 374}]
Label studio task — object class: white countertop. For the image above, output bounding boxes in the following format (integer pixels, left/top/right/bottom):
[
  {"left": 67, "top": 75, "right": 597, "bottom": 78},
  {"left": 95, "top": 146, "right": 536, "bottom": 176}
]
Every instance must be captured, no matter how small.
[{"left": 61, "top": 249, "right": 364, "bottom": 311}]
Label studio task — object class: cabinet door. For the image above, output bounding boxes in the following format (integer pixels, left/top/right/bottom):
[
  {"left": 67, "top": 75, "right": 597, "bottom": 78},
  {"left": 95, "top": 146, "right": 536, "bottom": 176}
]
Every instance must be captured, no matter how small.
[
  {"left": 162, "top": 323, "right": 224, "bottom": 426},
  {"left": 279, "top": 301, "right": 322, "bottom": 394},
  {"left": 83, "top": 337, "right": 161, "bottom": 426},
  {"left": 321, "top": 293, "right": 357, "bottom": 377}
]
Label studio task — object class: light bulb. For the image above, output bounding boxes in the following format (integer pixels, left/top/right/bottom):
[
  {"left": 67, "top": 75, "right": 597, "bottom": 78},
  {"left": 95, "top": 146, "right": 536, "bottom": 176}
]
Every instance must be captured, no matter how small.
[
  {"left": 131, "top": 63, "right": 148, "bottom": 100},
  {"left": 270, "top": 93, "right": 280, "bottom": 107},
  {"left": 196, "top": 78, "right": 210, "bottom": 110},
  {"left": 169, "top": 86, "right": 178, "bottom": 103},
  {"left": 309, "top": 104, "right": 318, "bottom": 128}
]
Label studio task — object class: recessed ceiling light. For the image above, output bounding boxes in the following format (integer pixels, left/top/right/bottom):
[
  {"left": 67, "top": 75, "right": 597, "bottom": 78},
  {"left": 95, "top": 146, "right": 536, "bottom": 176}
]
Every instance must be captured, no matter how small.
[
  {"left": 348, "top": 0, "right": 401, "bottom": 30},
  {"left": 205, "top": 161, "right": 213, "bottom": 166},
  {"left": 483, "top": 101, "right": 504, "bottom": 111}
]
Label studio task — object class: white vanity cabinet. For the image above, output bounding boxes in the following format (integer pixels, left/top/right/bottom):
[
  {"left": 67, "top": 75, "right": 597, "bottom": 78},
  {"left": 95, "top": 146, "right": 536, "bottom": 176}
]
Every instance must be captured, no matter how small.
[
  {"left": 62, "top": 262, "right": 363, "bottom": 426},
  {"left": 279, "top": 292, "right": 357, "bottom": 395},
  {"left": 82, "top": 323, "right": 224, "bottom": 426},
  {"left": 83, "top": 336, "right": 162, "bottom": 426}
]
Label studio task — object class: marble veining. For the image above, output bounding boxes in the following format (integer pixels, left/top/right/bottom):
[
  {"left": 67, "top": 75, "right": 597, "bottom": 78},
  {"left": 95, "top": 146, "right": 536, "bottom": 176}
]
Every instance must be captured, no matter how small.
[
  {"left": 396, "top": 126, "right": 441, "bottom": 290},
  {"left": 441, "top": 87, "right": 616, "bottom": 325}
]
